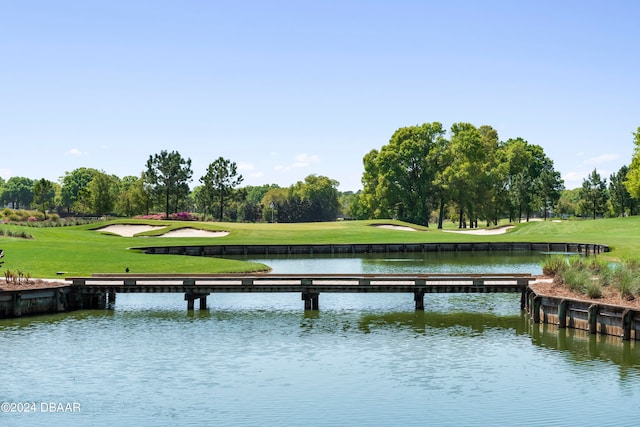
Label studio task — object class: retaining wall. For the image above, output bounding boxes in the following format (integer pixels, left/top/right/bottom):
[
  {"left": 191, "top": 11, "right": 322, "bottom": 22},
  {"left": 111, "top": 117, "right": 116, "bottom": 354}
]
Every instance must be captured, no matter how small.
[
  {"left": 135, "top": 242, "right": 609, "bottom": 256},
  {"left": 524, "top": 287, "right": 640, "bottom": 341},
  {"left": 0, "top": 287, "right": 81, "bottom": 318}
]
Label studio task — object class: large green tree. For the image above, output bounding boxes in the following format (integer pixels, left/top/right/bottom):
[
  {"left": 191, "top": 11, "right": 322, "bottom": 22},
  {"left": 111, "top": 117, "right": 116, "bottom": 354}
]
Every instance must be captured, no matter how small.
[
  {"left": 579, "top": 169, "right": 609, "bottom": 219},
  {"left": 290, "top": 174, "right": 340, "bottom": 222},
  {"left": 114, "top": 175, "right": 151, "bottom": 217},
  {"left": 199, "top": 157, "right": 244, "bottom": 221},
  {"left": 87, "top": 171, "right": 117, "bottom": 215},
  {"left": 609, "top": 165, "right": 637, "bottom": 216},
  {"left": 440, "top": 122, "right": 487, "bottom": 228},
  {"left": 144, "top": 150, "right": 193, "bottom": 219},
  {"left": 359, "top": 122, "right": 446, "bottom": 226},
  {"left": 33, "top": 178, "right": 55, "bottom": 219},
  {"left": 1, "top": 176, "right": 35, "bottom": 209},
  {"left": 60, "top": 168, "right": 99, "bottom": 213},
  {"left": 624, "top": 126, "right": 640, "bottom": 199}
]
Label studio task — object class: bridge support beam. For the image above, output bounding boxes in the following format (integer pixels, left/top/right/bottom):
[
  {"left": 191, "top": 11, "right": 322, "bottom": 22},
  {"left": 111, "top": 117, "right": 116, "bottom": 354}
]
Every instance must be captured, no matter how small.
[
  {"left": 185, "top": 293, "right": 210, "bottom": 311},
  {"left": 414, "top": 290, "right": 425, "bottom": 311},
  {"left": 302, "top": 291, "right": 319, "bottom": 310},
  {"left": 107, "top": 290, "right": 116, "bottom": 309}
]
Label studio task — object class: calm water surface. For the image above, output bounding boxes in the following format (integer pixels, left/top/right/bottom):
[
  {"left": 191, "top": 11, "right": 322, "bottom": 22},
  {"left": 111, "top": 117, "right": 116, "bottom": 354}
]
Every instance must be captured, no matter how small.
[{"left": 1, "top": 253, "right": 640, "bottom": 426}]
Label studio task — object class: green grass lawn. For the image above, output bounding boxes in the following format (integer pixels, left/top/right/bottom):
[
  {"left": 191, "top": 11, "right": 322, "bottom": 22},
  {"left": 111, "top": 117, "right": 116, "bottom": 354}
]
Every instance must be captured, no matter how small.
[{"left": 1, "top": 217, "right": 639, "bottom": 278}]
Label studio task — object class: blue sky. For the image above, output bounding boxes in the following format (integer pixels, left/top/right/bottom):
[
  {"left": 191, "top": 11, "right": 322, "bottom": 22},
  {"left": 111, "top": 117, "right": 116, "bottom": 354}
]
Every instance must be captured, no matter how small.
[{"left": 1, "top": 0, "right": 639, "bottom": 191}]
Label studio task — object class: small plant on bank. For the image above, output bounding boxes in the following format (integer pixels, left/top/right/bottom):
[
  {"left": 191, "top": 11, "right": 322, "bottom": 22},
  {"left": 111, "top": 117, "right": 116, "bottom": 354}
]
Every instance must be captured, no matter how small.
[
  {"left": 561, "top": 268, "right": 592, "bottom": 294},
  {"left": 2, "top": 269, "right": 33, "bottom": 285},
  {"left": 584, "top": 278, "right": 603, "bottom": 299},
  {"left": 544, "top": 254, "right": 640, "bottom": 301},
  {"left": 541, "top": 255, "right": 568, "bottom": 276}
]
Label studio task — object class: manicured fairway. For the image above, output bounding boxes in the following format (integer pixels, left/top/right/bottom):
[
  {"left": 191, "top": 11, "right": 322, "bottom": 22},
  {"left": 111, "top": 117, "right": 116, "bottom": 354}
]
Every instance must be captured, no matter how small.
[{"left": 0, "top": 217, "right": 638, "bottom": 278}]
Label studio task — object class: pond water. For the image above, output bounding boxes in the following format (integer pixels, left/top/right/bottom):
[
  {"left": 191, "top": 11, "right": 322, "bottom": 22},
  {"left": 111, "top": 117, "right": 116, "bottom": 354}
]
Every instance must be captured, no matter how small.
[
  {"left": 1, "top": 252, "right": 639, "bottom": 426},
  {"left": 227, "top": 251, "right": 548, "bottom": 275}
]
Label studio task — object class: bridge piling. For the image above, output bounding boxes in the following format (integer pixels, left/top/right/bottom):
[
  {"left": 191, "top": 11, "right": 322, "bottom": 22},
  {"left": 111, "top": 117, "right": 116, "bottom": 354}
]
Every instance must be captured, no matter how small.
[
  {"left": 414, "top": 291, "right": 425, "bottom": 311},
  {"left": 302, "top": 291, "right": 319, "bottom": 310},
  {"left": 185, "top": 292, "right": 209, "bottom": 311}
]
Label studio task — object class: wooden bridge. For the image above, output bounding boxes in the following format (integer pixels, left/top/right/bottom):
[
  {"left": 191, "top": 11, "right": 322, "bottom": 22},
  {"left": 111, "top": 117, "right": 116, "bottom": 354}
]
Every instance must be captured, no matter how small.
[{"left": 67, "top": 273, "right": 535, "bottom": 311}]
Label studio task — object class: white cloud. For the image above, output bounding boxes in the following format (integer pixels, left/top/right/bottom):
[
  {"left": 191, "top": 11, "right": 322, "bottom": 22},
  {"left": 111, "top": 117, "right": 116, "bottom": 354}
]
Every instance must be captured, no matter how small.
[
  {"left": 583, "top": 153, "right": 619, "bottom": 165},
  {"left": 237, "top": 162, "right": 255, "bottom": 172},
  {"left": 561, "top": 171, "right": 584, "bottom": 189},
  {"left": 0, "top": 167, "right": 12, "bottom": 180},
  {"left": 65, "top": 148, "right": 85, "bottom": 156},
  {"left": 273, "top": 153, "right": 321, "bottom": 173},
  {"left": 292, "top": 153, "right": 320, "bottom": 168}
]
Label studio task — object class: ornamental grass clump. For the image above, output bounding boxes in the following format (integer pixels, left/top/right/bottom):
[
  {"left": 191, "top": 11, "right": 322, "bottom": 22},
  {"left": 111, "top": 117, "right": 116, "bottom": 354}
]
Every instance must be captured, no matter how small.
[
  {"left": 541, "top": 255, "right": 568, "bottom": 277},
  {"left": 561, "top": 268, "right": 592, "bottom": 294},
  {"left": 584, "top": 278, "right": 603, "bottom": 299},
  {"left": 609, "top": 261, "right": 640, "bottom": 300}
]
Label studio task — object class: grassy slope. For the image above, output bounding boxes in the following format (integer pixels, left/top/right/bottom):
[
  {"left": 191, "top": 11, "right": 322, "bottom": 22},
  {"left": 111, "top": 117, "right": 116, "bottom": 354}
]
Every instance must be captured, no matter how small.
[{"left": 1, "top": 217, "right": 639, "bottom": 277}]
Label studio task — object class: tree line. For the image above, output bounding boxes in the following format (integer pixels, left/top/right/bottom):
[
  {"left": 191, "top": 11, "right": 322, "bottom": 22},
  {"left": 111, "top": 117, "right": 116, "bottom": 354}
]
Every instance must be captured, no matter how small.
[
  {"left": 0, "top": 151, "right": 342, "bottom": 223},
  {"left": 349, "top": 122, "right": 640, "bottom": 226},
  {"left": 1, "top": 125, "right": 639, "bottom": 224},
  {"left": 350, "top": 122, "right": 565, "bottom": 227}
]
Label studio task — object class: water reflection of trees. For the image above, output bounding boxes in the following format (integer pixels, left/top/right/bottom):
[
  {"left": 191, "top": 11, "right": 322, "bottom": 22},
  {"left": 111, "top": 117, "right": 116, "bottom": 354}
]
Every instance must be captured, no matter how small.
[
  {"left": 355, "top": 310, "right": 640, "bottom": 382},
  {"left": 527, "top": 317, "right": 640, "bottom": 380}
]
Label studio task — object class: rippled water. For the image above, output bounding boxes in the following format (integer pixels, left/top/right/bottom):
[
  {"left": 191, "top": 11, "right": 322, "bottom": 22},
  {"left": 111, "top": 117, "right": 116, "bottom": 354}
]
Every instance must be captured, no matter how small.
[
  {"left": 231, "top": 251, "right": 547, "bottom": 274},
  {"left": 2, "top": 254, "right": 640, "bottom": 426}
]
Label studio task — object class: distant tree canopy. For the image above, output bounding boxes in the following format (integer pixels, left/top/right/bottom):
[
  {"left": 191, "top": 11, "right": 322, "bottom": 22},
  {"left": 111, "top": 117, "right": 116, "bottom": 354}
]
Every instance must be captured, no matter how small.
[
  {"left": 353, "top": 122, "right": 564, "bottom": 227},
  {"left": 3, "top": 124, "right": 640, "bottom": 223},
  {"left": 262, "top": 175, "right": 340, "bottom": 223}
]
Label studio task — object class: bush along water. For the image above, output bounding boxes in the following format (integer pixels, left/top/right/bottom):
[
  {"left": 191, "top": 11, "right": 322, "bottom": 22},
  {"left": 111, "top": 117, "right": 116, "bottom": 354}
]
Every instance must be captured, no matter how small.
[{"left": 542, "top": 255, "right": 640, "bottom": 301}]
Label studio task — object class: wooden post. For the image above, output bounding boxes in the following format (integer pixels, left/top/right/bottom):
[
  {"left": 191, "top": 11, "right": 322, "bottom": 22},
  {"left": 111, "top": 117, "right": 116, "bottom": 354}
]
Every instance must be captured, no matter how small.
[
  {"left": 532, "top": 296, "right": 541, "bottom": 323},
  {"left": 107, "top": 290, "right": 116, "bottom": 309},
  {"left": 199, "top": 295, "right": 207, "bottom": 310},
  {"left": 187, "top": 297, "right": 195, "bottom": 311},
  {"left": 588, "top": 304, "right": 599, "bottom": 334},
  {"left": 622, "top": 309, "right": 632, "bottom": 341},
  {"left": 12, "top": 293, "right": 22, "bottom": 317},
  {"left": 558, "top": 299, "right": 567, "bottom": 328},
  {"left": 414, "top": 290, "right": 425, "bottom": 311},
  {"left": 95, "top": 291, "right": 106, "bottom": 309}
]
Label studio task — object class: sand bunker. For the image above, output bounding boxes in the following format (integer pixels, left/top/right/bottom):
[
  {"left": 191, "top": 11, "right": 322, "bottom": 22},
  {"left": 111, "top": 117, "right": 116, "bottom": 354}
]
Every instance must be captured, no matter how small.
[
  {"left": 160, "top": 228, "right": 229, "bottom": 238},
  {"left": 98, "top": 224, "right": 166, "bottom": 237},
  {"left": 443, "top": 225, "right": 514, "bottom": 235},
  {"left": 375, "top": 224, "right": 418, "bottom": 232},
  {"left": 98, "top": 224, "right": 229, "bottom": 238}
]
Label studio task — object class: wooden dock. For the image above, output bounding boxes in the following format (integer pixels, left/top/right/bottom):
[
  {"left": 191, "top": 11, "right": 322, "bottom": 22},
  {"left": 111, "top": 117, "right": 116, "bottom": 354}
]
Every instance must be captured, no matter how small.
[{"left": 67, "top": 273, "right": 535, "bottom": 311}]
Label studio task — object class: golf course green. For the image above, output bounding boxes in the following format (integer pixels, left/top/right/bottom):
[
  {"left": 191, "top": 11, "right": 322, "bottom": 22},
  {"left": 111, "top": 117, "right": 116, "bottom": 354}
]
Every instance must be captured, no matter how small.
[{"left": 1, "top": 216, "right": 638, "bottom": 278}]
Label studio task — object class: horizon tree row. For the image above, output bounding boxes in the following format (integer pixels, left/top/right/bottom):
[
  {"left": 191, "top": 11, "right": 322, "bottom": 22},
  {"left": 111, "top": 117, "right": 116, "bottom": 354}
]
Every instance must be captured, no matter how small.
[
  {"left": 2, "top": 126, "right": 639, "bottom": 223},
  {"left": 0, "top": 151, "right": 342, "bottom": 223}
]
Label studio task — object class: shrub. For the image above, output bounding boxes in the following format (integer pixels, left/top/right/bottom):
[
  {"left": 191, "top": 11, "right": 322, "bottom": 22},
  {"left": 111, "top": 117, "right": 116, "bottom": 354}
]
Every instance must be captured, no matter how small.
[
  {"left": 584, "top": 278, "right": 602, "bottom": 299},
  {"left": 561, "top": 268, "right": 591, "bottom": 293},
  {"left": 541, "top": 255, "right": 568, "bottom": 277}
]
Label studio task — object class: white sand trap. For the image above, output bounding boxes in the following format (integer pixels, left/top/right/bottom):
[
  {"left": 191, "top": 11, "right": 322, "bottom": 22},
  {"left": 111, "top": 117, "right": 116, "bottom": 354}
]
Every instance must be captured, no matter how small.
[
  {"left": 375, "top": 224, "right": 418, "bottom": 232},
  {"left": 160, "top": 228, "right": 229, "bottom": 238},
  {"left": 98, "top": 224, "right": 166, "bottom": 237},
  {"left": 443, "top": 225, "right": 514, "bottom": 235}
]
